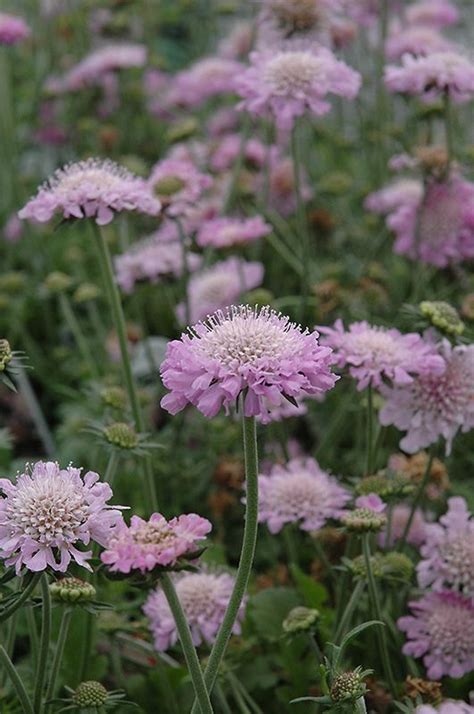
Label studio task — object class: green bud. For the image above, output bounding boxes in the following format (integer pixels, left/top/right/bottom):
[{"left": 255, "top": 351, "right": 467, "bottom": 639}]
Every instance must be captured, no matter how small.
[
  {"left": 73, "top": 283, "right": 101, "bottom": 304},
  {"left": 356, "top": 472, "right": 414, "bottom": 499},
  {"left": 349, "top": 554, "right": 385, "bottom": 579},
  {"left": 420, "top": 300, "right": 465, "bottom": 336},
  {"left": 318, "top": 172, "right": 352, "bottom": 195},
  {"left": 0, "top": 271, "right": 27, "bottom": 294},
  {"left": 104, "top": 422, "right": 138, "bottom": 450},
  {"left": 341, "top": 508, "right": 387, "bottom": 533},
  {"left": 72, "top": 681, "right": 108, "bottom": 707},
  {"left": 49, "top": 577, "right": 96, "bottom": 603},
  {"left": 44, "top": 271, "right": 73, "bottom": 294},
  {"left": 382, "top": 552, "right": 414, "bottom": 581},
  {"left": 166, "top": 117, "right": 199, "bottom": 144},
  {"left": 243, "top": 289, "right": 274, "bottom": 307},
  {"left": 100, "top": 386, "right": 127, "bottom": 411},
  {"left": 0, "top": 340, "right": 13, "bottom": 372},
  {"left": 154, "top": 176, "right": 185, "bottom": 197},
  {"left": 331, "top": 667, "right": 370, "bottom": 704},
  {"left": 282, "top": 606, "right": 320, "bottom": 635}
]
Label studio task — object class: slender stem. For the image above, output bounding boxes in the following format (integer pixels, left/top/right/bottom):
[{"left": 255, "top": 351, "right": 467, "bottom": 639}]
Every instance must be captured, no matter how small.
[
  {"left": 283, "top": 524, "right": 299, "bottom": 567},
  {"left": 0, "top": 572, "right": 42, "bottom": 623},
  {"left": 227, "top": 673, "right": 264, "bottom": 714},
  {"left": 34, "top": 574, "right": 52, "bottom": 714},
  {"left": 44, "top": 608, "right": 73, "bottom": 710},
  {"left": 79, "top": 611, "right": 94, "bottom": 682},
  {"left": 191, "top": 414, "right": 259, "bottom": 712},
  {"left": 333, "top": 579, "right": 365, "bottom": 644},
  {"left": 0, "top": 646, "right": 35, "bottom": 714},
  {"left": 59, "top": 293, "right": 99, "bottom": 378},
  {"left": 365, "top": 384, "right": 374, "bottom": 476},
  {"left": 91, "top": 222, "right": 158, "bottom": 512},
  {"left": 175, "top": 217, "right": 191, "bottom": 326},
  {"left": 1, "top": 610, "right": 18, "bottom": 688},
  {"left": 444, "top": 91, "right": 453, "bottom": 172},
  {"left": 227, "top": 673, "right": 252, "bottom": 714},
  {"left": 291, "top": 122, "right": 311, "bottom": 322},
  {"left": 213, "top": 683, "right": 233, "bottom": 714},
  {"left": 355, "top": 696, "right": 368, "bottom": 714},
  {"left": 103, "top": 450, "right": 119, "bottom": 485},
  {"left": 398, "top": 445, "right": 435, "bottom": 550},
  {"left": 224, "top": 115, "right": 251, "bottom": 212},
  {"left": 160, "top": 573, "right": 214, "bottom": 714},
  {"left": 27, "top": 605, "right": 39, "bottom": 664},
  {"left": 362, "top": 535, "right": 396, "bottom": 695},
  {"left": 15, "top": 367, "right": 56, "bottom": 458}
]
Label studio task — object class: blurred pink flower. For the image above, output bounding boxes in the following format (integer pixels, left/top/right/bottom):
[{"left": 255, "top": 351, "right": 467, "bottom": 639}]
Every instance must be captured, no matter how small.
[
  {"left": 166, "top": 57, "right": 244, "bottom": 109},
  {"left": 406, "top": 0, "right": 459, "bottom": 29},
  {"left": 148, "top": 158, "right": 212, "bottom": 217},
  {"left": 0, "top": 13, "right": 30, "bottom": 45},
  {"left": 365, "top": 179, "right": 422, "bottom": 215},
  {"left": 385, "top": 51, "right": 474, "bottom": 103},
  {"left": 3, "top": 214, "right": 23, "bottom": 243},
  {"left": 196, "top": 216, "right": 271, "bottom": 249},
  {"left": 355, "top": 494, "right": 386, "bottom": 512},
  {"left": 379, "top": 504, "right": 430, "bottom": 548},
  {"left": 210, "top": 133, "right": 273, "bottom": 172},
  {"left": 58, "top": 43, "right": 147, "bottom": 91},
  {"left": 266, "top": 156, "right": 313, "bottom": 215},
  {"left": 385, "top": 26, "right": 453, "bottom": 61},
  {"left": 218, "top": 21, "right": 253, "bottom": 59}
]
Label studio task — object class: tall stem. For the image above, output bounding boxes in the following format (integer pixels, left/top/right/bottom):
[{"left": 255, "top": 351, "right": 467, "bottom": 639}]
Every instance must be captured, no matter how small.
[
  {"left": 191, "top": 414, "right": 259, "bottom": 712},
  {"left": 362, "top": 535, "right": 396, "bottom": 695},
  {"left": 91, "top": 222, "right": 158, "bottom": 511},
  {"left": 291, "top": 122, "right": 311, "bottom": 323},
  {"left": 160, "top": 574, "right": 214, "bottom": 714},
  {"left": 175, "top": 217, "right": 191, "bottom": 326},
  {"left": 33, "top": 574, "right": 52, "bottom": 714},
  {"left": 59, "top": 292, "right": 99, "bottom": 378},
  {"left": 333, "top": 579, "right": 365, "bottom": 644},
  {"left": 365, "top": 384, "right": 374, "bottom": 475},
  {"left": 103, "top": 450, "right": 119, "bottom": 485},
  {"left": 44, "top": 608, "right": 73, "bottom": 710},
  {"left": 0, "top": 646, "right": 34, "bottom": 714},
  {"left": 398, "top": 444, "right": 435, "bottom": 550},
  {"left": 224, "top": 115, "right": 251, "bottom": 212}
]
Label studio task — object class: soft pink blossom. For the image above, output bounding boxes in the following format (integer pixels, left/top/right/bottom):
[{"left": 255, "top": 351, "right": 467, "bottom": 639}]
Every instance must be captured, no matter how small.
[
  {"left": 406, "top": 0, "right": 459, "bottom": 29},
  {"left": 385, "top": 26, "right": 453, "bottom": 61},
  {"left": 355, "top": 494, "right": 386, "bottom": 512},
  {"left": 0, "top": 13, "right": 30, "bottom": 45},
  {"left": 196, "top": 216, "right": 271, "bottom": 249},
  {"left": 166, "top": 57, "right": 244, "bottom": 109},
  {"left": 379, "top": 504, "right": 430, "bottom": 548},
  {"left": 148, "top": 158, "right": 212, "bottom": 218},
  {"left": 385, "top": 51, "right": 474, "bottom": 103},
  {"left": 57, "top": 44, "right": 147, "bottom": 92}
]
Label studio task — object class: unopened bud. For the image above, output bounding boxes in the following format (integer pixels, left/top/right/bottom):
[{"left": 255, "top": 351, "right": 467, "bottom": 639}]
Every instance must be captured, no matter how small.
[
  {"left": 44, "top": 271, "right": 72, "bottom": 294},
  {"left": 154, "top": 176, "right": 185, "bottom": 197},
  {"left": 72, "top": 681, "right": 108, "bottom": 707},
  {"left": 50, "top": 577, "right": 96, "bottom": 603},
  {"left": 282, "top": 606, "right": 320, "bottom": 634},
  {"left": 420, "top": 300, "right": 464, "bottom": 336},
  {"left": 341, "top": 508, "right": 387, "bottom": 533},
  {"left": 104, "top": 422, "right": 138, "bottom": 450},
  {"left": 331, "top": 667, "right": 370, "bottom": 704},
  {"left": 0, "top": 340, "right": 12, "bottom": 372}
]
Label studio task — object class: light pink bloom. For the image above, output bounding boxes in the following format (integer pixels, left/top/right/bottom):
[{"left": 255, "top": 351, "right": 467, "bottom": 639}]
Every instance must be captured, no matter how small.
[
  {"left": 318, "top": 319, "right": 445, "bottom": 391},
  {"left": 385, "top": 26, "right": 453, "bottom": 61},
  {"left": 148, "top": 158, "right": 212, "bottom": 218},
  {"left": 58, "top": 44, "right": 147, "bottom": 92},
  {"left": 0, "top": 461, "right": 122, "bottom": 574},
  {"left": 365, "top": 179, "right": 422, "bottom": 215},
  {"left": 398, "top": 591, "right": 474, "bottom": 679},
  {"left": 236, "top": 47, "right": 361, "bottom": 131},
  {"left": 144, "top": 570, "right": 245, "bottom": 650},
  {"left": 379, "top": 504, "right": 430, "bottom": 548},
  {"left": 355, "top": 494, "right": 386, "bottom": 512},
  {"left": 218, "top": 21, "right": 253, "bottom": 59},
  {"left": 258, "top": 457, "right": 350, "bottom": 533},
  {"left": 166, "top": 57, "right": 244, "bottom": 109},
  {"left": 385, "top": 51, "right": 474, "bottom": 103},
  {"left": 0, "top": 13, "right": 30, "bottom": 45},
  {"left": 256, "top": 0, "right": 334, "bottom": 50},
  {"left": 18, "top": 158, "right": 161, "bottom": 226},
  {"left": 160, "top": 305, "right": 337, "bottom": 419},
  {"left": 176, "top": 259, "right": 264, "bottom": 325},
  {"left": 418, "top": 497, "right": 474, "bottom": 601},
  {"left": 3, "top": 215, "right": 23, "bottom": 243},
  {"left": 258, "top": 397, "right": 308, "bottom": 425},
  {"left": 210, "top": 134, "right": 272, "bottom": 172},
  {"left": 415, "top": 703, "right": 474, "bottom": 714},
  {"left": 196, "top": 216, "right": 271, "bottom": 249},
  {"left": 380, "top": 342, "right": 474, "bottom": 455},
  {"left": 207, "top": 107, "right": 241, "bottom": 137},
  {"left": 101, "top": 513, "right": 211, "bottom": 574},
  {"left": 406, "top": 0, "right": 459, "bottom": 29},
  {"left": 266, "top": 156, "right": 313, "bottom": 215}
]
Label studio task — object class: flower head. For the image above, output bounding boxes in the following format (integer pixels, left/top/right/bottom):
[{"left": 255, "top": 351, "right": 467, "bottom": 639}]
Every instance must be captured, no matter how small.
[
  {"left": 341, "top": 508, "right": 387, "bottom": 533},
  {"left": 236, "top": 47, "right": 361, "bottom": 131},
  {"left": 160, "top": 305, "right": 337, "bottom": 419},
  {"left": 210, "top": 134, "right": 272, "bottom": 172},
  {"left": 57, "top": 44, "right": 147, "bottom": 92},
  {"left": 418, "top": 497, "right": 474, "bottom": 601},
  {"left": 166, "top": 57, "right": 244, "bottom": 109},
  {"left": 385, "top": 51, "right": 474, "bottom": 103},
  {"left": 365, "top": 178, "right": 423, "bottom": 215},
  {"left": 148, "top": 158, "right": 212, "bottom": 217},
  {"left": 19, "top": 158, "right": 161, "bottom": 226},
  {"left": 256, "top": 0, "right": 334, "bottom": 50},
  {"left": 318, "top": 319, "right": 445, "bottom": 390},
  {"left": 398, "top": 591, "right": 474, "bottom": 679},
  {"left": 196, "top": 216, "right": 271, "bottom": 250},
  {"left": 258, "top": 457, "right": 350, "bottom": 533},
  {"left": 176, "top": 259, "right": 264, "bottom": 326},
  {"left": 406, "top": 0, "right": 459, "bottom": 29},
  {"left": 379, "top": 504, "right": 430, "bottom": 549},
  {"left": 420, "top": 301, "right": 465, "bottom": 337},
  {"left": 385, "top": 27, "right": 453, "bottom": 61},
  {"left": 0, "top": 13, "right": 30, "bottom": 45},
  {"left": 282, "top": 605, "right": 320, "bottom": 634},
  {"left": 144, "top": 570, "right": 244, "bottom": 650},
  {"left": 49, "top": 577, "right": 97, "bottom": 603},
  {"left": 101, "top": 513, "right": 211, "bottom": 574},
  {"left": 379, "top": 342, "right": 474, "bottom": 454},
  {"left": 0, "top": 461, "right": 122, "bottom": 573}
]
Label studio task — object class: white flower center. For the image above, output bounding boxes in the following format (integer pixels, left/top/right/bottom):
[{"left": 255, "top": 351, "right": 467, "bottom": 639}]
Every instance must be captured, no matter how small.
[
  {"left": 50, "top": 159, "right": 135, "bottom": 195},
  {"left": 196, "top": 272, "right": 234, "bottom": 304},
  {"left": 429, "top": 600, "right": 474, "bottom": 660},
  {"left": 263, "top": 51, "right": 323, "bottom": 94},
  {"left": 177, "top": 574, "right": 221, "bottom": 620},
  {"left": 133, "top": 522, "right": 174, "bottom": 546},
  {"left": 347, "top": 330, "right": 399, "bottom": 363},
  {"left": 439, "top": 534, "right": 474, "bottom": 597}
]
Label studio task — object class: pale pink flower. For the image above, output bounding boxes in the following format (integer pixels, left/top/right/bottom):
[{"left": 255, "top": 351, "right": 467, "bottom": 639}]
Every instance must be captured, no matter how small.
[
  {"left": 148, "top": 158, "right": 212, "bottom": 218},
  {"left": 406, "top": 0, "right": 459, "bottom": 29},
  {"left": 266, "top": 156, "right": 314, "bottom": 215},
  {"left": 355, "top": 494, "right": 386, "bottom": 512},
  {"left": 385, "top": 51, "right": 474, "bottom": 103},
  {"left": 196, "top": 216, "right": 271, "bottom": 249},
  {"left": 58, "top": 44, "right": 147, "bottom": 92},
  {"left": 385, "top": 26, "right": 453, "bottom": 61},
  {"left": 3, "top": 215, "right": 23, "bottom": 243},
  {"left": 379, "top": 504, "right": 430, "bottom": 548},
  {"left": 415, "top": 702, "right": 474, "bottom": 714},
  {"left": 218, "top": 21, "right": 253, "bottom": 60},
  {"left": 210, "top": 134, "right": 272, "bottom": 172},
  {"left": 365, "top": 179, "right": 422, "bottom": 215},
  {"left": 256, "top": 0, "right": 335, "bottom": 50},
  {"left": 0, "top": 13, "right": 30, "bottom": 45},
  {"left": 0, "top": 461, "right": 122, "bottom": 574},
  {"left": 166, "top": 57, "right": 244, "bottom": 109},
  {"left": 398, "top": 591, "right": 474, "bottom": 679}
]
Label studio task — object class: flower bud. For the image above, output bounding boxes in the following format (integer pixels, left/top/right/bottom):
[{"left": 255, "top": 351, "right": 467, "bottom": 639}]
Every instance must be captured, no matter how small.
[
  {"left": 282, "top": 606, "right": 320, "bottom": 634},
  {"left": 49, "top": 577, "right": 96, "bottom": 603},
  {"left": 73, "top": 283, "right": 101, "bottom": 304},
  {"left": 0, "top": 271, "right": 27, "bottom": 294},
  {"left": 341, "top": 508, "right": 387, "bottom": 533},
  {"left": 104, "top": 422, "right": 138, "bottom": 450},
  {"left": 0, "top": 340, "right": 13, "bottom": 372},
  {"left": 154, "top": 175, "right": 185, "bottom": 197},
  {"left": 382, "top": 552, "right": 414, "bottom": 581},
  {"left": 100, "top": 386, "right": 127, "bottom": 411},
  {"left": 355, "top": 472, "right": 414, "bottom": 499},
  {"left": 330, "top": 667, "right": 370, "bottom": 704},
  {"left": 44, "top": 271, "right": 73, "bottom": 294},
  {"left": 419, "top": 300, "right": 464, "bottom": 337},
  {"left": 72, "top": 681, "right": 108, "bottom": 707},
  {"left": 166, "top": 117, "right": 199, "bottom": 144},
  {"left": 243, "top": 289, "right": 274, "bottom": 307}
]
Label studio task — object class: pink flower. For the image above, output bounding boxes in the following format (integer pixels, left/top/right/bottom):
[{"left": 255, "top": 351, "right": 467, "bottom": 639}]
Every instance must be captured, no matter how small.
[
  {"left": 160, "top": 305, "right": 337, "bottom": 419},
  {"left": 398, "top": 591, "right": 474, "bottom": 679},
  {"left": 115, "top": 236, "right": 202, "bottom": 294},
  {"left": 415, "top": 703, "right": 474, "bottom": 714},
  {"left": 355, "top": 494, "right": 386, "bottom": 513},
  {"left": 218, "top": 21, "right": 253, "bottom": 60},
  {"left": 0, "top": 13, "right": 30, "bottom": 45},
  {"left": 385, "top": 51, "right": 474, "bottom": 103},
  {"left": 406, "top": 0, "right": 459, "bottom": 29},
  {"left": 266, "top": 156, "right": 314, "bottom": 215},
  {"left": 196, "top": 216, "right": 271, "bottom": 249},
  {"left": 378, "top": 504, "right": 430, "bottom": 548},
  {"left": 210, "top": 134, "right": 272, "bottom": 172},
  {"left": 166, "top": 57, "right": 244, "bottom": 109},
  {"left": 0, "top": 461, "right": 122, "bottom": 574},
  {"left": 385, "top": 26, "right": 453, "bottom": 61},
  {"left": 365, "top": 179, "right": 422, "bottom": 215},
  {"left": 3, "top": 214, "right": 23, "bottom": 243},
  {"left": 256, "top": 0, "right": 334, "bottom": 50},
  {"left": 318, "top": 319, "right": 445, "bottom": 391},
  {"left": 418, "top": 497, "right": 474, "bottom": 601},
  {"left": 144, "top": 570, "right": 245, "bottom": 650},
  {"left": 148, "top": 158, "right": 212, "bottom": 218},
  {"left": 101, "top": 512, "right": 211, "bottom": 574},
  {"left": 379, "top": 342, "right": 474, "bottom": 455},
  {"left": 176, "top": 258, "right": 264, "bottom": 325},
  {"left": 258, "top": 457, "right": 350, "bottom": 533},
  {"left": 57, "top": 44, "right": 147, "bottom": 92},
  {"left": 236, "top": 47, "right": 361, "bottom": 131},
  {"left": 18, "top": 158, "right": 161, "bottom": 226}
]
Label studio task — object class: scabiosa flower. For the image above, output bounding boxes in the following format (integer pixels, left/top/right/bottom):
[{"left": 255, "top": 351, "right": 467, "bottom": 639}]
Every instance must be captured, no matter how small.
[
  {"left": 57, "top": 43, "right": 147, "bottom": 92},
  {"left": 210, "top": 134, "right": 272, "bottom": 172},
  {"left": 256, "top": 0, "right": 334, "bottom": 50},
  {"left": 217, "top": 21, "right": 253, "bottom": 60},
  {"left": 196, "top": 216, "right": 272, "bottom": 250},
  {"left": 379, "top": 505, "right": 430, "bottom": 548},
  {"left": 101, "top": 513, "right": 211, "bottom": 574},
  {"left": 258, "top": 457, "right": 350, "bottom": 533},
  {"left": 236, "top": 47, "right": 361, "bottom": 131},
  {"left": 144, "top": 570, "right": 245, "bottom": 650},
  {"left": 160, "top": 305, "right": 338, "bottom": 419},
  {"left": 0, "top": 13, "right": 30, "bottom": 45},
  {"left": 115, "top": 236, "right": 201, "bottom": 294},
  {"left": 385, "top": 51, "right": 474, "bottom": 103},
  {"left": 415, "top": 703, "right": 474, "bottom": 714},
  {"left": 176, "top": 259, "right": 264, "bottom": 325},
  {"left": 417, "top": 497, "right": 474, "bottom": 601},
  {"left": 18, "top": 158, "right": 161, "bottom": 226},
  {"left": 166, "top": 57, "right": 244, "bottom": 109},
  {"left": 406, "top": 0, "right": 459, "bottom": 29},
  {"left": 365, "top": 178, "right": 423, "bottom": 216},
  {"left": 148, "top": 158, "right": 212, "bottom": 217},
  {"left": 398, "top": 591, "right": 474, "bottom": 679},
  {"left": 385, "top": 27, "right": 453, "bottom": 61},
  {"left": 379, "top": 342, "right": 474, "bottom": 454},
  {"left": 264, "top": 155, "right": 313, "bottom": 215},
  {"left": 0, "top": 461, "right": 122, "bottom": 573},
  {"left": 318, "top": 320, "right": 445, "bottom": 391}
]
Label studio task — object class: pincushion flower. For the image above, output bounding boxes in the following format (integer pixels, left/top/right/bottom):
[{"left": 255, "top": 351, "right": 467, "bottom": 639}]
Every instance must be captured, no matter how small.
[
  {"left": 398, "top": 591, "right": 474, "bottom": 679},
  {"left": 160, "top": 304, "right": 338, "bottom": 419},
  {"left": 144, "top": 570, "right": 245, "bottom": 650},
  {"left": 236, "top": 47, "right": 361, "bottom": 131},
  {"left": 0, "top": 13, "right": 30, "bottom": 45},
  {"left": 378, "top": 505, "right": 430, "bottom": 548},
  {"left": 256, "top": 0, "right": 334, "bottom": 50},
  {"left": 166, "top": 57, "right": 244, "bottom": 109},
  {"left": 0, "top": 461, "right": 122, "bottom": 573},
  {"left": 379, "top": 342, "right": 474, "bottom": 454},
  {"left": 54, "top": 44, "right": 146, "bottom": 92},
  {"left": 406, "top": 0, "right": 459, "bottom": 29},
  {"left": 266, "top": 156, "right": 314, "bottom": 215},
  {"left": 385, "top": 51, "right": 474, "bottom": 103},
  {"left": 418, "top": 497, "right": 474, "bottom": 601},
  {"left": 176, "top": 259, "right": 264, "bottom": 325},
  {"left": 385, "top": 27, "right": 453, "bottom": 61},
  {"left": 148, "top": 158, "right": 212, "bottom": 217},
  {"left": 258, "top": 457, "right": 350, "bottom": 533},
  {"left": 210, "top": 134, "right": 272, "bottom": 172},
  {"left": 365, "top": 179, "right": 422, "bottom": 216},
  {"left": 101, "top": 513, "right": 211, "bottom": 574},
  {"left": 18, "top": 158, "right": 161, "bottom": 226},
  {"left": 318, "top": 320, "right": 445, "bottom": 390},
  {"left": 196, "top": 216, "right": 272, "bottom": 249},
  {"left": 115, "top": 236, "right": 202, "bottom": 294}
]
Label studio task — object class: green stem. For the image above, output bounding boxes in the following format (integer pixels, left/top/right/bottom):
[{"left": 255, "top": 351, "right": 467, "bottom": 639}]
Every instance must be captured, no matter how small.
[
  {"left": 59, "top": 293, "right": 99, "bottom": 378},
  {"left": 33, "top": 574, "right": 52, "bottom": 714},
  {"left": 362, "top": 535, "right": 396, "bottom": 695},
  {"left": 103, "top": 450, "right": 119, "bottom": 485},
  {"left": 365, "top": 384, "right": 374, "bottom": 476},
  {"left": 283, "top": 524, "right": 299, "bottom": 567},
  {"left": 91, "top": 222, "right": 158, "bottom": 512},
  {"left": 0, "top": 646, "right": 34, "bottom": 714},
  {"left": 44, "top": 608, "right": 73, "bottom": 710},
  {"left": 398, "top": 445, "right": 435, "bottom": 550},
  {"left": 333, "top": 579, "right": 365, "bottom": 644},
  {"left": 291, "top": 122, "right": 311, "bottom": 322},
  {"left": 15, "top": 367, "right": 56, "bottom": 458},
  {"left": 79, "top": 611, "right": 94, "bottom": 682},
  {"left": 175, "top": 217, "right": 191, "bottom": 326},
  {"left": 0, "top": 572, "right": 42, "bottom": 623},
  {"left": 27, "top": 605, "right": 39, "bottom": 664},
  {"left": 213, "top": 683, "right": 233, "bottom": 714},
  {"left": 355, "top": 696, "right": 368, "bottom": 714},
  {"left": 191, "top": 414, "right": 259, "bottom": 712},
  {"left": 160, "top": 573, "right": 214, "bottom": 714},
  {"left": 224, "top": 115, "right": 251, "bottom": 212},
  {"left": 227, "top": 673, "right": 252, "bottom": 714}
]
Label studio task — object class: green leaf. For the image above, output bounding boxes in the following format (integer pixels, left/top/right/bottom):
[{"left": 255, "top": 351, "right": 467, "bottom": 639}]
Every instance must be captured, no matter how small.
[
  {"left": 248, "top": 587, "right": 300, "bottom": 640},
  {"left": 289, "top": 564, "right": 329, "bottom": 609},
  {"left": 333, "top": 619, "right": 384, "bottom": 669}
]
